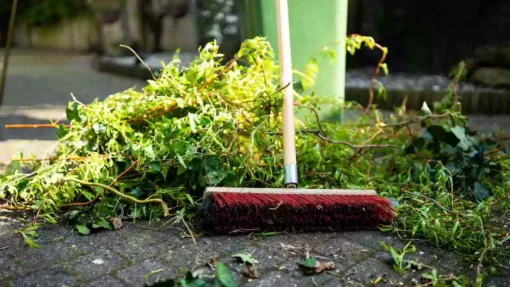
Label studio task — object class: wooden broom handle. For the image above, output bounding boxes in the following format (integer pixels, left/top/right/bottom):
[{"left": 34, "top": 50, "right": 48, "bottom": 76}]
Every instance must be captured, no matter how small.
[{"left": 275, "top": 0, "right": 297, "bottom": 169}]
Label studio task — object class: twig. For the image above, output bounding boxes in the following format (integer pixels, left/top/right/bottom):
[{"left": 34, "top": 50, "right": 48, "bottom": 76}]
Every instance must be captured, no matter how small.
[
  {"left": 295, "top": 104, "right": 327, "bottom": 136},
  {"left": 4, "top": 124, "right": 70, "bottom": 129},
  {"left": 449, "top": 61, "right": 465, "bottom": 109},
  {"left": 403, "top": 191, "right": 454, "bottom": 214},
  {"left": 477, "top": 217, "right": 488, "bottom": 277},
  {"left": 347, "top": 34, "right": 388, "bottom": 113},
  {"left": 119, "top": 44, "right": 155, "bottom": 80},
  {"left": 32, "top": 208, "right": 41, "bottom": 224},
  {"left": 140, "top": 268, "right": 164, "bottom": 279},
  {"left": 269, "top": 201, "right": 284, "bottom": 210},
  {"left": 11, "top": 155, "right": 109, "bottom": 162},
  {"left": 490, "top": 194, "right": 510, "bottom": 206},
  {"left": 302, "top": 129, "right": 401, "bottom": 150},
  {"left": 0, "top": 205, "right": 32, "bottom": 211},
  {"left": 61, "top": 159, "right": 139, "bottom": 208},
  {"left": 180, "top": 216, "right": 196, "bottom": 245},
  {"left": 229, "top": 228, "right": 260, "bottom": 234},
  {"left": 110, "top": 159, "right": 139, "bottom": 186},
  {"left": 384, "top": 113, "right": 453, "bottom": 128},
  {"left": 63, "top": 178, "right": 169, "bottom": 217},
  {"left": 199, "top": 57, "right": 238, "bottom": 92}
]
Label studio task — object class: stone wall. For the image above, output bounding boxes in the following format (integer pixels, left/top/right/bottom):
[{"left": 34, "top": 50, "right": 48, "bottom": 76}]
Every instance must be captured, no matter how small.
[
  {"left": 11, "top": 0, "right": 199, "bottom": 55},
  {"left": 12, "top": 16, "right": 99, "bottom": 53}
]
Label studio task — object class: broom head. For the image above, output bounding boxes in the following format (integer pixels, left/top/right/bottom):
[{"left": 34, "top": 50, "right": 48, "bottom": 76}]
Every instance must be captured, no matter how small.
[{"left": 196, "top": 187, "right": 395, "bottom": 234}]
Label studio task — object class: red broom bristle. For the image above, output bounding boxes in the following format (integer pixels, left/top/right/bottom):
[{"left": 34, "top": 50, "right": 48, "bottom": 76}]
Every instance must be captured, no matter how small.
[{"left": 196, "top": 192, "right": 396, "bottom": 234}]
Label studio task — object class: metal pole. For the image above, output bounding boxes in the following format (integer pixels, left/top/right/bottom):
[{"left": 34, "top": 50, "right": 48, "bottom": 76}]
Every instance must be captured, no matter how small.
[{"left": 0, "top": 0, "right": 19, "bottom": 106}]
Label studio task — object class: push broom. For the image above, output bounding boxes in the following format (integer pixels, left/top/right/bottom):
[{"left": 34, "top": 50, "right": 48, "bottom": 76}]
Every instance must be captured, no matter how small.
[{"left": 196, "top": 0, "right": 395, "bottom": 234}]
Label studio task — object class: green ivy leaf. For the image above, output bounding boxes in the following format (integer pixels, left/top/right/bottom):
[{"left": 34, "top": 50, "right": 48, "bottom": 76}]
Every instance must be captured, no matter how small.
[
  {"left": 379, "top": 63, "right": 389, "bottom": 75},
  {"left": 81, "top": 189, "right": 95, "bottom": 201},
  {"left": 161, "top": 165, "right": 170, "bottom": 180},
  {"left": 180, "top": 271, "right": 207, "bottom": 287},
  {"left": 147, "top": 161, "right": 161, "bottom": 172},
  {"left": 66, "top": 102, "right": 81, "bottom": 122},
  {"left": 5, "top": 161, "right": 21, "bottom": 176},
  {"left": 215, "top": 262, "right": 236, "bottom": 287},
  {"left": 450, "top": 126, "right": 473, "bottom": 150},
  {"left": 232, "top": 253, "right": 258, "bottom": 265},
  {"left": 421, "top": 102, "right": 432, "bottom": 115},
  {"left": 92, "top": 123, "right": 106, "bottom": 134},
  {"left": 57, "top": 124, "right": 69, "bottom": 139},
  {"left": 76, "top": 224, "right": 91, "bottom": 235},
  {"left": 293, "top": 81, "right": 304, "bottom": 94},
  {"left": 128, "top": 186, "right": 144, "bottom": 199},
  {"left": 474, "top": 182, "right": 491, "bottom": 201},
  {"left": 92, "top": 218, "right": 113, "bottom": 230},
  {"left": 298, "top": 258, "right": 317, "bottom": 269},
  {"left": 426, "top": 126, "right": 460, "bottom": 147}
]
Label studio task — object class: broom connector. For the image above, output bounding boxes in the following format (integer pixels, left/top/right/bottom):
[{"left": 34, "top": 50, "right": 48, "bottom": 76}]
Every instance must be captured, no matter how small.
[{"left": 284, "top": 164, "right": 298, "bottom": 188}]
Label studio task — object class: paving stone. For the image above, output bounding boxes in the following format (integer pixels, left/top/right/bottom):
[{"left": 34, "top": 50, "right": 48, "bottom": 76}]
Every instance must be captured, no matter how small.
[
  {"left": 66, "top": 249, "right": 127, "bottom": 281},
  {"left": 0, "top": 217, "right": 24, "bottom": 237},
  {"left": 158, "top": 243, "right": 223, "bottom": 271},
  {"left": 313, "top": 236, "right": 375, "bottom": 272},
  {"left": 243, "top": 270, "right": 314, "bottom": 287},
  {"left": 10, "top": 265, "right": 78, "bottom": 287},
  {"left": 245, "top": 233, "right": 334, "bottom": 266},
  {"left": 0, "top": 255, "right": 24, "bottom": 280},
  {"left": 10, "top": 242, "right": 82, "bottom": 272},
  {"left": 64, "top": 227, "right": 131, "bottom": 254},
  {"left": 252, "top": 232, "right": 334, "bottom": 251},
  {"left": 111, "top": 233, "right": 172, "bottom": 263},
  {"left": 321, "top": 277, "right": 366, "bottom": 287},
  {"left": 157, "top": 234, "right": 252, "bottom": 271},
  {"left": 82, "top": 275, "right": 127, "bottom": 287},
  {"left": 33, "top": 224, "right": 75, "bottom": 245},
  {"left": 485, "top": 276, "right": 510, "bottom": 287},
  {"left": 341, "top": 231, "right": 405, "bottom": 251},
  {"left": 343, "top": 258, "right": 409, "bottom": 286},
  {"left": 117, "top": 258, "right": 178, "bottom": 286}
]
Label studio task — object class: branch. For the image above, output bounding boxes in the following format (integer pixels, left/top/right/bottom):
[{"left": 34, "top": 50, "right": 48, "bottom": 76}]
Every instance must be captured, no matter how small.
[
  {"left": 347, "top": 34, "right": 388, "bottom": 113},
  {"left": 61, "top": 159, "right": 139, "bottom": 208},
  {"left": 120, "top": 44, "right": 155, "bottom": 80},
  {"left": 5, "top": 124, "right": 70, "bottom": 129},
  {"left": 63, "top": 178, "right": 169, "bottom": 217},
  {"left": 11, "top": 155, "right": 109, "bottom": 162},
  {"left": 384, "top": 113, "right": 454, "bottom": 128},
  {"left": 302, "top": 129, "right": 401, "bottom": 150},
  {"left": 271, "top": 129, "right": 401, "bottom": 150},
  {"left": 295, "top": 104, "right": 327, "bottom": 136},
  {"left": 0, "top": 205, "right": 32, "bottom": 211}
]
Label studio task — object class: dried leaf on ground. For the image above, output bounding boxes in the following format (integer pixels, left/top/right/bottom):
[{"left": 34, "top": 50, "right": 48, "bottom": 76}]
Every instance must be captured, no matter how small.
[
  {"left": 207, "top": 258, "right": 217, "bottom": 271},
  {"left": 298, "top": 258, "right": 335, "bottom": 275},
  {"left": 109, "top": 217, "right": 123, "bottom": 230},
  {"left": 243, "top": 266, "right": 258, "bottom": 278}
]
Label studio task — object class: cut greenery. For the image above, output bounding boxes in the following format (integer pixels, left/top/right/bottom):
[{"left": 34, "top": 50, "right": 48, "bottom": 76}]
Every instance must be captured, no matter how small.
[{"left": 0, "top": 36, "right": 508, "bottom": 283}]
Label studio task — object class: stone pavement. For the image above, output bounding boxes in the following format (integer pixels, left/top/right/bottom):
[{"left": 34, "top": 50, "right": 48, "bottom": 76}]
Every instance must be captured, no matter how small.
[
  {"left": 1, "top": 216, "right": 507, "bottom": 287},
  {"left": 1, "top": 49, "right": 509, "bottom": 286}
]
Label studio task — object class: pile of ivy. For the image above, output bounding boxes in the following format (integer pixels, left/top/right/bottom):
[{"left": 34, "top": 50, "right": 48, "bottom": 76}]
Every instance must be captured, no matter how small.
[{"left": 0, "top": 36, "right": 509, "bottom": 283}]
